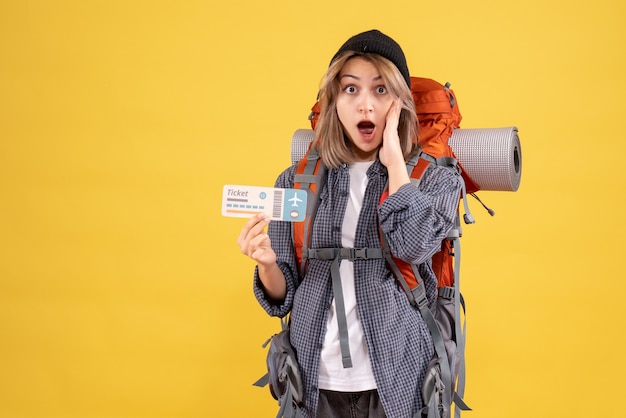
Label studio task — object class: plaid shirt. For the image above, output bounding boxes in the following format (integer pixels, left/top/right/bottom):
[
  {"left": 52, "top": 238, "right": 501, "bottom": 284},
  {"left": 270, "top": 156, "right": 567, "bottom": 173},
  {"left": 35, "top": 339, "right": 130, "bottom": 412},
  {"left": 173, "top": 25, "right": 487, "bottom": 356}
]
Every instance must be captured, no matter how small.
[{"left": 254, "top": 159, "right": 462, "bottom": 418}]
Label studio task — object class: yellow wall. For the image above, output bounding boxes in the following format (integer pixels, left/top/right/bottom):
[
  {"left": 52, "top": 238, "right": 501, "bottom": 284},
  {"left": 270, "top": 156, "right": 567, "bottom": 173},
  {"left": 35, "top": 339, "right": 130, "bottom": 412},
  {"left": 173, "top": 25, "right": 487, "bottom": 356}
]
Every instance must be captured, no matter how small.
[{"left": 1, "top": 1, "right": 624, "bottom": 417}]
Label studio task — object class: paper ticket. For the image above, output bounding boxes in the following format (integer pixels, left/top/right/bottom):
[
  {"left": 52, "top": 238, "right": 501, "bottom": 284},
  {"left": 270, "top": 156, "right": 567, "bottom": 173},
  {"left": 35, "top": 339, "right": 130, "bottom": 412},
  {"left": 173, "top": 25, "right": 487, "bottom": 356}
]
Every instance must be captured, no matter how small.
[{"left": 222, "top": 185, "right": 307, "bottom": 222}]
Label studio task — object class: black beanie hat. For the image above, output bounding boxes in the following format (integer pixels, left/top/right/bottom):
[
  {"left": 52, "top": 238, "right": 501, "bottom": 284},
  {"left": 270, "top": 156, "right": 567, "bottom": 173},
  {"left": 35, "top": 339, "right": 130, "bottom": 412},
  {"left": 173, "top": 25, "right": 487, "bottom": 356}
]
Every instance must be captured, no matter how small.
[{"left": 331, "top": 29, "right": 411, "bottom": 87}]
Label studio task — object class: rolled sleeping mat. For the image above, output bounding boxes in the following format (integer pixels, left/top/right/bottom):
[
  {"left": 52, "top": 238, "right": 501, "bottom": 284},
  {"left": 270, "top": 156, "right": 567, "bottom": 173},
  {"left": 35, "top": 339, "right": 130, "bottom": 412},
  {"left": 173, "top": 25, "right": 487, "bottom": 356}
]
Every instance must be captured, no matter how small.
[
  {"left": 448, "top": 127, "right": 522, "bottom": 192},
  {"left": 291, "top": 128, "right": 316, "bottom": 166},
  {"left": 291, "top": 127, "right": 522, "bottom": 192}
]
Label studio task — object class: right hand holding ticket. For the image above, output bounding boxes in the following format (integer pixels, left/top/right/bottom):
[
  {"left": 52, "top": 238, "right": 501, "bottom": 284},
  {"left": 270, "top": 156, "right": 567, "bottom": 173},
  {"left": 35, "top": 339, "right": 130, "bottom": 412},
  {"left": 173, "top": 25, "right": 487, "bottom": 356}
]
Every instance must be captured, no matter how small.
[{"left": 237, "top": 213, "right": 276, "bottom": 267}]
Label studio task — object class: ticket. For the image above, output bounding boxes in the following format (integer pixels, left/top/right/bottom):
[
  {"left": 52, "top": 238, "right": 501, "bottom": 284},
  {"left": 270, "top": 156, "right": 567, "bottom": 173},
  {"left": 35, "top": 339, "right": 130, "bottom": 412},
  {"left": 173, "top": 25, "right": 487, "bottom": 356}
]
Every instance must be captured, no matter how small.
[{"left": 222, "top": 185, "right": 307, "bottom": 222}]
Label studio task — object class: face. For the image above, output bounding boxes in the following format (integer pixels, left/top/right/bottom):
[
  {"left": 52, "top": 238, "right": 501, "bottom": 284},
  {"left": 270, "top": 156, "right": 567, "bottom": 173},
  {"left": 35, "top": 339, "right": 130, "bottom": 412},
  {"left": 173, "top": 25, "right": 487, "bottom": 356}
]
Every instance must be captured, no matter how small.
[{"left": 336, "top": 57, "right": 394, "bottom": 162}]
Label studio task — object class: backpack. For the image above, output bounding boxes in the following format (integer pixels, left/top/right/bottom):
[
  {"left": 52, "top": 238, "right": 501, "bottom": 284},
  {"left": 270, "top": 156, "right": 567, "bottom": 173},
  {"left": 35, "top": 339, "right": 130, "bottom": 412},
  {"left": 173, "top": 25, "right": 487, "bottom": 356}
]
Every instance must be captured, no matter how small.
[{"left": 255, "top": 77, "right": 521, "bottom": 418}]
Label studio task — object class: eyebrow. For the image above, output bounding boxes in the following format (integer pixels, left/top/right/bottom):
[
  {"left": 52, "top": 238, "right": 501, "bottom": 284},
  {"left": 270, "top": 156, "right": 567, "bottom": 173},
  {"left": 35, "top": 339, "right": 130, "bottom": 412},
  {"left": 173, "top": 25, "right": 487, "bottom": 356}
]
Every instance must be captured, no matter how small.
[{"left": 340, "top": 74, "right": 383, "bottom": 82}]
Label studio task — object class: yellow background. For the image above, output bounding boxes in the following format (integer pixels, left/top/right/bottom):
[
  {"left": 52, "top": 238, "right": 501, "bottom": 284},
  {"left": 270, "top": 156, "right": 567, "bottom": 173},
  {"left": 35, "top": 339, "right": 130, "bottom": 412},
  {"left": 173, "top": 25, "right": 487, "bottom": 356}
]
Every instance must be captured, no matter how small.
[{"left": 1, "top": 0, "right": 624, "bottom": 417}]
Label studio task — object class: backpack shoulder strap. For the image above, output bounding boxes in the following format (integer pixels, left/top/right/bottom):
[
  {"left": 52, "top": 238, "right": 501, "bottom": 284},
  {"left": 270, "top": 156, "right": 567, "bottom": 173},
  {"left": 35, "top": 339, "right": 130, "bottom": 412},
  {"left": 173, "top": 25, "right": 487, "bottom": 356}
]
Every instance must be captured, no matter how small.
[
  {"left": 409, "top": 153, "right": 430, "bottom": 186},
  {"left": 409, "top": 153, "right": 474, "bottom": 417},
  {"left": 292, "top": 146, "right": 327, "bottom": 278},
  {"left": 380, "top": 153, "right": 460, "bottom": 417}
]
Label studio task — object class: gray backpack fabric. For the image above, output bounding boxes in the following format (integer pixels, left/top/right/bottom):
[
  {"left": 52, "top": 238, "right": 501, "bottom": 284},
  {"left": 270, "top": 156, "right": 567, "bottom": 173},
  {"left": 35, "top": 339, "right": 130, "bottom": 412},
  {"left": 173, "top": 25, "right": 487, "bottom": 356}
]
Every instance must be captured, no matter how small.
[
  {"left": 254, "top": 318, "right": 304, "bottom": 418},
  {"left": 419, "top": 287, "right": 470, "bottom": 418}
]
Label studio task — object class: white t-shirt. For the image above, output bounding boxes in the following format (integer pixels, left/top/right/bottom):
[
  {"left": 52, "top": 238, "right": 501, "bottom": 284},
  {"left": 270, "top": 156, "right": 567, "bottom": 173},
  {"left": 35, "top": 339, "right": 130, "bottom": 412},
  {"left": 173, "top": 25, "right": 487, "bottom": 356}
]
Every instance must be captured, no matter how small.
[{"left": 318, "top": 161, "right": 377, "bottom": 391}]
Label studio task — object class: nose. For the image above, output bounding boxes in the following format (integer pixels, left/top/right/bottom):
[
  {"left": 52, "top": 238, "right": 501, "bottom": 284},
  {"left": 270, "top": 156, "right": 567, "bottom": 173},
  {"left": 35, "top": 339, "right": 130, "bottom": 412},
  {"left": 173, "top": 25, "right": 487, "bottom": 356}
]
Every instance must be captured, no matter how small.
[{"left": 358, "top": 92, "right": 374, "bottom": 113}]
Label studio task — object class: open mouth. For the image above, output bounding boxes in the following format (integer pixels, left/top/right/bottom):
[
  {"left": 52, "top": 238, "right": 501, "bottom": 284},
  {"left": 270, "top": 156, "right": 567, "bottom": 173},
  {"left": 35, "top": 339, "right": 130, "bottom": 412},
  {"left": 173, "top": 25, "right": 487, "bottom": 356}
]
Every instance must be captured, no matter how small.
[{"left": 357, "top": 121, "right": 375, "bottom": 136}]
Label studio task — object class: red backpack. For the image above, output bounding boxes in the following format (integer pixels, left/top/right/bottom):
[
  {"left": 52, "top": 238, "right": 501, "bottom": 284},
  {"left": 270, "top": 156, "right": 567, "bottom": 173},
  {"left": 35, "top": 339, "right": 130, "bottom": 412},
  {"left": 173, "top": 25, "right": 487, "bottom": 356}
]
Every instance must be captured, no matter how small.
[{"left": 293, "top": 77, "right": 475, "bottom": 418}]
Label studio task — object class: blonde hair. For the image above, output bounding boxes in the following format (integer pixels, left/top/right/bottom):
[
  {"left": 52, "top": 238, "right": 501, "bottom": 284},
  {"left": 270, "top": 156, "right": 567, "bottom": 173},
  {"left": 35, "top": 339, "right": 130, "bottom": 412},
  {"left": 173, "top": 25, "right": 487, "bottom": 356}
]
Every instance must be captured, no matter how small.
[{"left": 312, "top": 52, "right": 419, "bottom": 168}]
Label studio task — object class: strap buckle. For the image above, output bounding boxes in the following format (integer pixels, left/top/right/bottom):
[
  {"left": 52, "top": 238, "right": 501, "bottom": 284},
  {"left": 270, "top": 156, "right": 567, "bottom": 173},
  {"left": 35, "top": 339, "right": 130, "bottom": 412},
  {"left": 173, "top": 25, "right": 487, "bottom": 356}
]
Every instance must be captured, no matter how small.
[
  {"left": 438, "top": 286, "right": 455, "bottom": 300},
  {"left": 350, "top": 248, "right": 368, "bottom": 259},
  {"left": 337, "top": 248, "right": 366, "bottom": 260},
  {"left": 340, "top": 248, "right": 379, "bottom": 260}
]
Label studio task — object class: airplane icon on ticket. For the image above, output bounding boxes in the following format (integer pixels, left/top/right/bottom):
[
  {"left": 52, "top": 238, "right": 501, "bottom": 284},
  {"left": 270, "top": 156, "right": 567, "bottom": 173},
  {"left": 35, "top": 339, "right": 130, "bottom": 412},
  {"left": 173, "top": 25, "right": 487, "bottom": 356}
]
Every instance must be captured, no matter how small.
[{"left": 288, "top": 194, "right": 303, "bottom": 207}]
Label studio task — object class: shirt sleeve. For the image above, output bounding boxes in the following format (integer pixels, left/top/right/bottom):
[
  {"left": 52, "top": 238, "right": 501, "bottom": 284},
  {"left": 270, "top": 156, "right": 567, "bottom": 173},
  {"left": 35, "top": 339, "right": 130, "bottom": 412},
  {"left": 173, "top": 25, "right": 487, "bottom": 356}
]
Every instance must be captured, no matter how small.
[
  {"left": 378, "top": 164, "right": 462, "bottom": 265},
  {"left": 252, "top": 165, "right": 301, "bottom": 318}
]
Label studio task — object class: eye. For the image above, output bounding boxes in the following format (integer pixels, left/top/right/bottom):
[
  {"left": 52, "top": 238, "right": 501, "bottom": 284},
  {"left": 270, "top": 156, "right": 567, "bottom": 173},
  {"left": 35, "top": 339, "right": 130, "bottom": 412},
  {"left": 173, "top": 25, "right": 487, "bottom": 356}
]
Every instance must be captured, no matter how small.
[
  {"left": 344, "top": 85, "right": 357, "bottom": 94},
  {"left": 376, "top": 85, "right": 387, "bottom": 94}
]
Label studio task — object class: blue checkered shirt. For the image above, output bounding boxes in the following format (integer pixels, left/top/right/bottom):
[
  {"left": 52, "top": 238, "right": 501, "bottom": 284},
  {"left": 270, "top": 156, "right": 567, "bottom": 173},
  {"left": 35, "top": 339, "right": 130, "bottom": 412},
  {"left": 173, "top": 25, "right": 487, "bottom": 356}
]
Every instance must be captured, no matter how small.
[{"left": 254, "top": 159, "right": 462, "bottom": 418}]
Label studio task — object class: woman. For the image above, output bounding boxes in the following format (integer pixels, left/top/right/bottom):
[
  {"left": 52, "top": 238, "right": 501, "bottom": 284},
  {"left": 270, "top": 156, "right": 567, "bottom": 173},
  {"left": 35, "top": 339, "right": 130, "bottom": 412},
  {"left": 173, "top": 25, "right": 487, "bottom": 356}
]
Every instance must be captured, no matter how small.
[{"left": 238, "top": 29, "right": 462, "bottom": 418}]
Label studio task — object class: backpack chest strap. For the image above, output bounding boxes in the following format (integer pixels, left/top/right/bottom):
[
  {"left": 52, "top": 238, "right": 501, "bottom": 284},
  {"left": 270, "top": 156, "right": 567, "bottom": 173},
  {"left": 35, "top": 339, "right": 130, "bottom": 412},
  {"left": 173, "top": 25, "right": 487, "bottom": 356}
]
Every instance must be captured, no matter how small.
[
  {"left": 303, "top": 246, "right": 383, "bottom": 370},
  {"left": 305, "top": 247, "right": 383, "bottom": 261}
]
